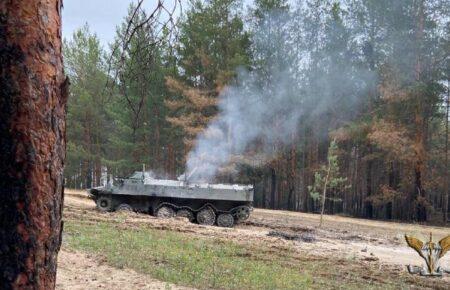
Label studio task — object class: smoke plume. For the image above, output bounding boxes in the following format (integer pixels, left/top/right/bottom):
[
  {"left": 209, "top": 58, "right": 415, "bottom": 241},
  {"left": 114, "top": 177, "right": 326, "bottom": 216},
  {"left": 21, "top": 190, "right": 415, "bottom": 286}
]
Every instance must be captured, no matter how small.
[{"left": 185, "top": 10, "right": 375, "bottom": 182}]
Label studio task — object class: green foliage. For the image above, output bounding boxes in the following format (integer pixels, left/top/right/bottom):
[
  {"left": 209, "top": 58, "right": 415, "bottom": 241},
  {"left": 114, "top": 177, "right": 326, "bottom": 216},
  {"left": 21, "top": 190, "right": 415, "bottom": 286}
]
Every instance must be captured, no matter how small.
[
  {"left": 166, "top": 0, "right": 252, "bottom": 152},
  {"left": 64, "top": 6, "right": 180, "bottom": 184},
  {"left": 63, "top": 0, "right": 449, "bottom": 221},
  {"left": 108, "top": 5, "right": 173, "bottom": 173},
  {"left": 63, "top": 24, "right": 111, "bottom": 187},
  {"left": 308, "top": 140, "right": 350, "bottom": 203},
  {"left": 177, "top": 0, "right": 251, "bottom": 89}
]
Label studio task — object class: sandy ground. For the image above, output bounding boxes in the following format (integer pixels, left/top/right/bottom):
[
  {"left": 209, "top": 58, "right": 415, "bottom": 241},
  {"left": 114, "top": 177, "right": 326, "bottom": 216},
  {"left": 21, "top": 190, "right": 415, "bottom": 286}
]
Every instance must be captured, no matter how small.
[
  {"left": 56, "top": 250, "right": 193, "bottom": 290},
  {"left": 58, "top": 189, "right": 450, "bottom": 288},
  {"left": 57, "top": 191, "right": 196, "bottom": 290},
  {"left": 249, "top": 208, "right": 450, "bottom": 268}
]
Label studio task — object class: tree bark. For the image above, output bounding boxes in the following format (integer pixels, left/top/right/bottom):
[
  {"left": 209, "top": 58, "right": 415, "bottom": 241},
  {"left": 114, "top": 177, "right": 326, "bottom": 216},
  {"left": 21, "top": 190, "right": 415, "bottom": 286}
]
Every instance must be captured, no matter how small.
[
  {"left": 365, "top": 147, "right": 373, "bottom": 219},
  {"left": 444, "top": 81, "right": 449, "bottom": 223},
  {"left": 414, "top": 112, "right": 427, "bottom": 222},
  {"left": 413, "top": 0, "right": 427, "bottom": 222},
  {"left": 287, "top": 135, "right": 296, "bottom": 210},
  {"left": 0, "top": 1, "right": 67, "bottom": 289},
  {"left": 270, "top": 167, "right": 277, "bottom": 209},
  {"left": 166, "top": 143, "right": 176, "bottom": 179}
]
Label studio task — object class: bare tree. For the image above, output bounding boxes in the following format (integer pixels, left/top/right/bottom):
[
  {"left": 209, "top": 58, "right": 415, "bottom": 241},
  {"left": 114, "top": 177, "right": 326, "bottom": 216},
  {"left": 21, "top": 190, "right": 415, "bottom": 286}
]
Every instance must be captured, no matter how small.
[
  {"left": 107, "top": 0, "right": 182, "bottom": 88},
  {"left": 0, "top": 0, "right": 68, "bottom": 288}
]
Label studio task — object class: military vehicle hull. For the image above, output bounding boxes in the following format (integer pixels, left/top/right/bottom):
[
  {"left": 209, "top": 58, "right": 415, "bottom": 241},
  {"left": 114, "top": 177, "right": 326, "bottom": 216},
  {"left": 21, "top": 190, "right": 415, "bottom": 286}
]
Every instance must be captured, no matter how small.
[{"left": 88, "top": 172, "right": 253, "bottom": 227}]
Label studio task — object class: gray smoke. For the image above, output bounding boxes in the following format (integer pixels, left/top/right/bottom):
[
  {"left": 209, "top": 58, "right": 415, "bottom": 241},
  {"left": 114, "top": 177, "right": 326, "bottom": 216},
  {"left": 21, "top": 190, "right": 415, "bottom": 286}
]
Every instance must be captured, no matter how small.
[{"left": 185, "top": 9, "right": 375, "bottom": 182}]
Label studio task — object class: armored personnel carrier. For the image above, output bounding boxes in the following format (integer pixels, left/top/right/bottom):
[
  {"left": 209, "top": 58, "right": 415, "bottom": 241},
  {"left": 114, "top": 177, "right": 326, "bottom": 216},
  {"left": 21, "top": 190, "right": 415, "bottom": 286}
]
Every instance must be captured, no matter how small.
[{"left": 88, "top": 171, "right": 253, "bottom": 227}]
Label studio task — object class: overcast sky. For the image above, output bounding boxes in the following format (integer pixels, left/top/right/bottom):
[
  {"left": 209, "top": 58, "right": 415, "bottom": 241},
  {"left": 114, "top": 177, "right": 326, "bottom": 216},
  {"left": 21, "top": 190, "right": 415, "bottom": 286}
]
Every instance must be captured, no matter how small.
[
  {"left": 63, "top": 0, "right": 145, "bottom": 48},
  {"left": 62, "top": 0, "right": 253, "bottom": 48}
]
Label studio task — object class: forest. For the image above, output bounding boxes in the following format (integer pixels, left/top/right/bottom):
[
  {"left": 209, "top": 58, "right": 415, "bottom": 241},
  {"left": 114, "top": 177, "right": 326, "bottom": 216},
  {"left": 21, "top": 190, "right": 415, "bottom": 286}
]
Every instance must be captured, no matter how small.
[{"left": 63, "top": 0, "right": 450, "bottom": 223}]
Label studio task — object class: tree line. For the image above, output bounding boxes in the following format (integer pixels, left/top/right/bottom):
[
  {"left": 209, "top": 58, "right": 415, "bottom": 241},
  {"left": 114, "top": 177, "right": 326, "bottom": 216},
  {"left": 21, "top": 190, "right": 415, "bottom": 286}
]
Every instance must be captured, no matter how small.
[{"left": 64, "top": 0, "right": 449, "bottom": 223}]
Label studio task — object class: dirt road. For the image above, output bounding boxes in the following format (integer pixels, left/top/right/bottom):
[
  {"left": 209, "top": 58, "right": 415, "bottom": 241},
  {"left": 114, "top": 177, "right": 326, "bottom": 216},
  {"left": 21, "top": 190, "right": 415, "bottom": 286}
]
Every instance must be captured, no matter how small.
[{"left": 57, "top": 189, "right": 450, "bottom": 288}]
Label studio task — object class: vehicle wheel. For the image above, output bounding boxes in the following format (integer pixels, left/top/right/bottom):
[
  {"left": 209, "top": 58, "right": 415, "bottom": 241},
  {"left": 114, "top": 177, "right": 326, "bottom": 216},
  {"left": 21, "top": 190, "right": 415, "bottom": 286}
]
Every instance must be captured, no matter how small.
[
  {"left": 233, "top": 206, "right": 251, "bottom": 222},
  {"left": 155, "top": 206, "right": 175, "bottom": 219},
  {"left": 217, "top": 213, "right": 234, "bottom": 228},
  {"left": 196, "top": 207, "right": 216, "bottom": 226},
  {"left": 96, "top": 196, "right": 114, "bottom": 212},
  {"left": 176, "top": 209, "right": 195, "bottom": 222},
  {"left": 116, "top": 203, "right": 133, "bottom": 212}
]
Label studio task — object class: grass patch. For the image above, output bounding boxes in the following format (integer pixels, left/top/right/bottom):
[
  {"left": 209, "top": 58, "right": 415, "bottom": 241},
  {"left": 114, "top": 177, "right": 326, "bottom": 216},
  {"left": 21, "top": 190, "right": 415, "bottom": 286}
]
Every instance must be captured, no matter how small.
[{"left": 64, "top": 219, "right": 418, "bottom": 290}]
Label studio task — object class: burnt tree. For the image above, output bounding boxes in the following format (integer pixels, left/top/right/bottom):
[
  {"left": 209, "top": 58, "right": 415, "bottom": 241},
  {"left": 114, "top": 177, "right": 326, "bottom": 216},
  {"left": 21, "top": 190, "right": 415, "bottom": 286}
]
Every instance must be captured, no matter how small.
[{"left": 0, "top": 0, "right": 67, "bottom": 289}]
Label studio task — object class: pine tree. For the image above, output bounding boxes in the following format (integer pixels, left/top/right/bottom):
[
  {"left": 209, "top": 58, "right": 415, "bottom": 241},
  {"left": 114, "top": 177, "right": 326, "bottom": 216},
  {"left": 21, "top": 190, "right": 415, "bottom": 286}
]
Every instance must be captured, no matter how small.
[
  {"left": 309, "top": 140, "right": 349, "bottom": 227},
  {"left": 109, "top": 5, "right": 172, "bottom": 176},
  {"left": 166, "top": 0, "right": 251, "bottom": 160},
  {"left": 0, "top": 1, "right": 66, "bottom": 288},
  {"left": 64, "top": 24, "right": 110, "bottom": 188}
]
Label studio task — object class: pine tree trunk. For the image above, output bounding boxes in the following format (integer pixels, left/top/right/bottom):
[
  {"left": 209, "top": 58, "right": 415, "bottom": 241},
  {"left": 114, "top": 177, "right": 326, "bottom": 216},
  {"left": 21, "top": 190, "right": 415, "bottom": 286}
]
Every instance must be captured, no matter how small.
[
  {"left": 167, "top": 143, "right": 176, "bottom": 179},
  {"left": 288, "top": 134, "right": 296, "bottom": 210},
  {"left": 95, "top": 157, "right": 101, "bottom": 187},
  {"left": 153, "top": 106, "right": 161, "bottom": 168},
  {"left": 319, "top": 155, "right": 331, "bottom": 227},
  {"left": 365, "top": 147, "right": 373, "bottom": 218},
  {"left": 414, "top": 125, "right": 427, "bottom": 222},
  {"left": 444, "top": 81, "right": 449, "bottom": 223},
  {"left": 0, "top": 1, "right": 67, "bottom": 289},
  {"left": 82, "top": 115, "right": 91, "bottom": 188},
  {"left": 270, "top": 166, "right": 277, "bottom": 209},
  {"left": 413, "top": 0, "right": 427, "bottom": 222}
]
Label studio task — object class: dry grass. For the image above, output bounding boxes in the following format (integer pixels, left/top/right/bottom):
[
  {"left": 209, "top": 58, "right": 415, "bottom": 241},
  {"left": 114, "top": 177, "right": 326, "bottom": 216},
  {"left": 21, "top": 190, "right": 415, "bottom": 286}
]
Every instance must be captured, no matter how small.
[{"left": 62, "top": 189, "right": 450, "bottom": 289}]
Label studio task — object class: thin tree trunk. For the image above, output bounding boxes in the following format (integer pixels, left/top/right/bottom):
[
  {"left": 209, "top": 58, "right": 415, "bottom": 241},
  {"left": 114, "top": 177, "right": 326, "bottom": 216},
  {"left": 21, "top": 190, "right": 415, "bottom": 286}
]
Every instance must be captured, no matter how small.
[
  {"left": 270, "top": 167, "right": 277, "bottom": 209},
  {"left": 167, "top": 143, "right": 176, "bottom": 179},
  {"left": 153, "top": 106, "right": 161, "bottom": 168},
  {"left": 0, "top": 1, "right": 67, "bottom": 288},
  {"left": 301, "top": 126, "right": 308, "bottom": 212},
  {"left": 444, "top": 81, "right": 449, "bottom": 223},
  {"left": 288, "top": 134, "right": 296, "bottom": 210},
  {"left": 365, "top": 147, "right": 373, "bottom": 218},
  {"left": 413, "top": 0, "right": 427, "bottom": 222},
  {"left": 320, "top": 156, "right": 332, "bottom": 227},
  {"left": 95, "top": 157, "right": 101, "bottom": 187},
  {"left": 82, "top": 114, "right": 91, "bottom": 188},
  {"left": 414, "top": 111, "right": 427, "bottom": 221}
]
